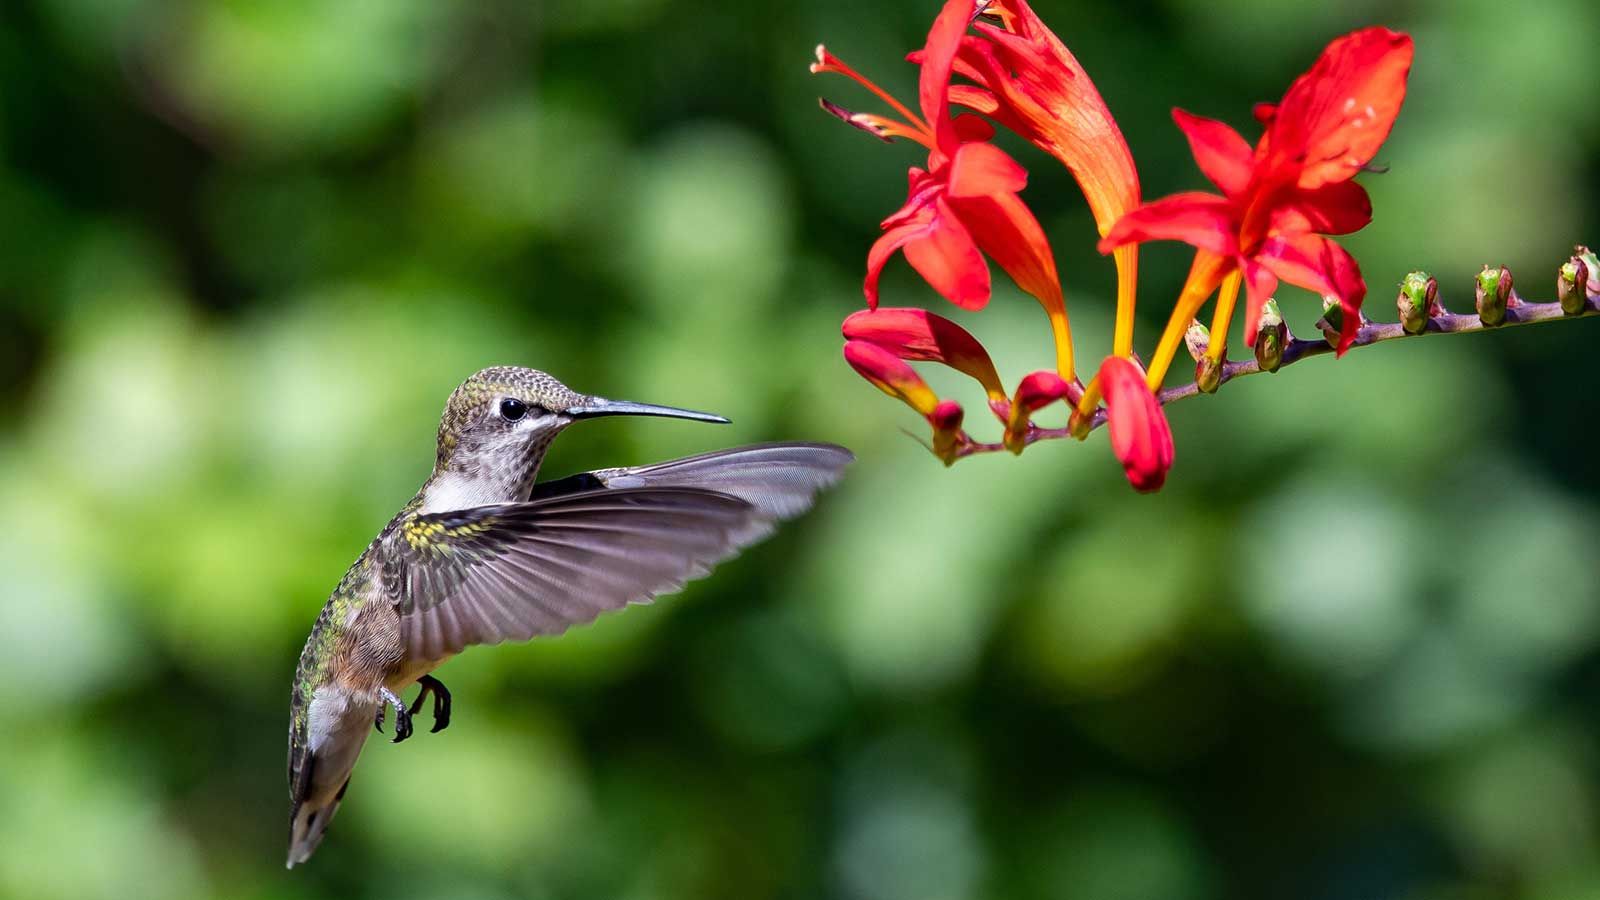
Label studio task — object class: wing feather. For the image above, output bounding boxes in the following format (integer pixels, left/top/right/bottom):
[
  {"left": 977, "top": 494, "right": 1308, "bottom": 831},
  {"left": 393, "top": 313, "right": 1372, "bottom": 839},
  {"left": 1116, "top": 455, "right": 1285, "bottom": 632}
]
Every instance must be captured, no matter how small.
[
  {"left": 530, "top": 442, "right": 853, "bottom": 525},
  {"left": 389, "top": 487, "right": 769, "bottom": 659}
]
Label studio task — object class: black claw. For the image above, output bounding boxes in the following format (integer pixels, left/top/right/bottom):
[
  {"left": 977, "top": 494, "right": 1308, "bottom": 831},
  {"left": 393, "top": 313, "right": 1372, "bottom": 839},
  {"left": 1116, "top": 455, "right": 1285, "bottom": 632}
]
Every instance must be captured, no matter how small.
[
  {"left": 428, "top": 676, "right": 452, "bottom": 733},
  {"left": 409, "top": 675, "right": 453, "bottom": 734},
  {"left": 373, "top": 706, "right": 385, "bottom": 733},
  {"left": 380, "top": 687, "right": 413, "bottom": 744}
]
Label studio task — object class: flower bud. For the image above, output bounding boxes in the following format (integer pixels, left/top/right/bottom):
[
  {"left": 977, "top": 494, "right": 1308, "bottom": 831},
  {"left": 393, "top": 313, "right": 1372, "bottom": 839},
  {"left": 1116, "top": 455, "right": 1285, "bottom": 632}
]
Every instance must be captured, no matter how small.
[
  {"left": 929, "top": 399, "right": 964, "bottom": 466},
  {"left": 1254, "top": 299, "right": 1286, "bottom": 372},
  {"left": 1184, "top": 320, "right": 1210, "bottom": 362},
  {"left": 1004, "top": 371, "right": 1072, "bottom": 455},
  {"left": 1397, "top": 271, "right": 1437, "bottom": 335},
  {"left": 1067, "top": 408, "right": 1092, "bottom": 441},
  {"left": 1317, "top": 296, "right": 1345, "bottom": 347},
  {"left": 1577, "top": 246, "right": 1600, "bottom": 289},
  {"left": 1560, "top": 257, "right": 1590, "bottom": 316},
  {"left": 1195, "top": 356, "right": 1222, "bottom": 394},
  {"left": 1475, "top": 265, "right": 1512, "bottom": 326}
]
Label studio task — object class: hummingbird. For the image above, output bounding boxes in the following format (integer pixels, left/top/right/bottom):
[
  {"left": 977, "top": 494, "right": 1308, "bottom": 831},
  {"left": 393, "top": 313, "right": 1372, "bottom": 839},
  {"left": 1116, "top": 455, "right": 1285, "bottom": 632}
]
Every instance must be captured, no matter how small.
[{"left": 286, "top": 365, "right": 851, "bottom": 867}]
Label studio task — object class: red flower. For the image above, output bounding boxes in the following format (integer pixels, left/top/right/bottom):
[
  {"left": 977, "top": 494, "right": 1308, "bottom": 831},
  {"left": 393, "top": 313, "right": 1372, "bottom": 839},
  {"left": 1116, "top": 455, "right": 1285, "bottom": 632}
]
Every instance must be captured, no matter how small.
[
  {"left": 814, "top": 0, "right": 1076, "bottom": 377},
  {"left": 1098, "top": 27, "right": 1413, "bottom": 386},
  {"left": 914, "top": 0, "right": 1143, "bottom": 355},
  {"left": 1098, "top": 355, "right": 1173, "bottom": 493}
]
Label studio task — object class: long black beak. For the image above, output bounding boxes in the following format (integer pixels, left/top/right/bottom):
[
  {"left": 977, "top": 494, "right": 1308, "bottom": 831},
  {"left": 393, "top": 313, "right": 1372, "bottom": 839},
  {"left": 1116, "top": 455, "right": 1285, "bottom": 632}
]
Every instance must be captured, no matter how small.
[{"left": 566, "top": 396, "right": 730, "bottom": 424}]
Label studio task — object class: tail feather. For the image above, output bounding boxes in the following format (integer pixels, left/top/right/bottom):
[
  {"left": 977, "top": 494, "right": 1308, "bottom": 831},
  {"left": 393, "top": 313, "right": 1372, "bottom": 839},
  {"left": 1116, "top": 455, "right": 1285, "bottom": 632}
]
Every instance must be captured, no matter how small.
[
  {"left": 287, "top": 688, "right": 374, "bottom": 868},
  {"left": 286, "top": 778, "right": 349, "bottom": 869}
]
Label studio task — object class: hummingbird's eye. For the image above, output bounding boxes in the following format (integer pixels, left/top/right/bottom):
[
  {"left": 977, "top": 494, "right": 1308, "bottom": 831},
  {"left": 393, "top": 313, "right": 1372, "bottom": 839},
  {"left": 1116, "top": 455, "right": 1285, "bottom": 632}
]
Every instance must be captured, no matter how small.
[{"left": 498, "top": 398, "right": 528, "bottom": 422}]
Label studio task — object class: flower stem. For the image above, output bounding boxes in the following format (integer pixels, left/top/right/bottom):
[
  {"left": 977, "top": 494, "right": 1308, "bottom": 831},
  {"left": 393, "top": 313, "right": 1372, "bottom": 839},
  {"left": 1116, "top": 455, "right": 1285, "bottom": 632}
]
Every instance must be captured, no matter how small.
[
  {"left": 1205, "top": 270, "right": 1242, "bottom": 363},
  {"left": 948, "top": 290, "right": 1599, "bottom": 460},
  {"left": 1145, "top": 251, "right": 1229, "bottom": 389}
]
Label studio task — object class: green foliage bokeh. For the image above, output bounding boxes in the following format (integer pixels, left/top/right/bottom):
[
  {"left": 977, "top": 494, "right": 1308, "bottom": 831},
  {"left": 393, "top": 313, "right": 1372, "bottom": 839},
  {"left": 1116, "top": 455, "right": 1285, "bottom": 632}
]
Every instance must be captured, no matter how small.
[{"left": 1, "top": 1, "right": 1598, "bottom": 899}]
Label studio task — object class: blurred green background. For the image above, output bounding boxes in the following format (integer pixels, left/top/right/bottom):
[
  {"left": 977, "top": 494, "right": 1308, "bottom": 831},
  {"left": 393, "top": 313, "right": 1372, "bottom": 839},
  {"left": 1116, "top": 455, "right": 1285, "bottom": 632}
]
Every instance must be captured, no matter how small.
[{"left": 2, "top": 1, "right": 1598, "bottom": 898}]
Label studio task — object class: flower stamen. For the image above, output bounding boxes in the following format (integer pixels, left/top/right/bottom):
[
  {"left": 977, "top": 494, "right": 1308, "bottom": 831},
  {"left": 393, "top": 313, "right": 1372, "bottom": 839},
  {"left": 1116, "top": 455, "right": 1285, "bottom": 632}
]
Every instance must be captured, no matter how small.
[
  {"left": 818, "top": 99, "right": 936, "bottom": 149},
  {"left": 811, "top": 45, "right": 935, "bottom": 140}
]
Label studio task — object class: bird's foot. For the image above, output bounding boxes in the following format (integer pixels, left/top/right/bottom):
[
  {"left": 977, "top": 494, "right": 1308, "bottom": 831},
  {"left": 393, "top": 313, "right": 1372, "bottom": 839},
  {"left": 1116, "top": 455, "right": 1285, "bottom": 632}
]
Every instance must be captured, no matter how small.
[
  {"left": 406, "top": 675, "right": 452, "bottom": 734},
  {"left": 378, "top": 687, "right": 413, "bottom": 743}
]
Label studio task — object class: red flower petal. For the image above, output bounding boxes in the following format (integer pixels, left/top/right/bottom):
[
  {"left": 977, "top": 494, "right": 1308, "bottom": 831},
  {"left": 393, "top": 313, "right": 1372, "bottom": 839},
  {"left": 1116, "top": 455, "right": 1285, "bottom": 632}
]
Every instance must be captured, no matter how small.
[
  {"left": 866, "top": 196, "right": 992, "bottom": 310},
  {"left": 1099, "top": 355, "right": 1174, "bottom": 493},
  {"left": 947, "top": 141, "right": 1028, "bottom": 198},
  {"left": 958, "top": 1, "right": 1142, "bottom": 237},
  {"left": 947, "top": 189, "right": 1063, "bottom": 312},
  {"left": 1260, "top": 27, "right": 1414, "bottom": 190},
  {"left": 1098, "top": 192, "right": 1239, "bottom": 257},
  {"left": 1172, "top": 108, "right": 1254, "bottom": 198},
  {"left": 842, "top": 307, "right": 1006, "bottom": 398},
  {"left": 904, "top": 197, "right": 992, "bottom": 309},
  {"left": 952, "top": 114, "right": 997, "bottom": 143},
  {"left": 843, "top": 340, "right": 941, "bottom": 416},
  {"left": 1240, "top": 258, "right": 1279, "bottom": 347},
  {"left": 1012, "top": 370, "right": 1074, "bottom": 415},
  {"left": 1271, "top": 181, "right": 1372, "bottom": 236},
  {"left": 1257, "top": 233, "right": 1366, "bottom": 354},
  {"left": 916, "top": 0, "right": 976, "bottom": 161}
]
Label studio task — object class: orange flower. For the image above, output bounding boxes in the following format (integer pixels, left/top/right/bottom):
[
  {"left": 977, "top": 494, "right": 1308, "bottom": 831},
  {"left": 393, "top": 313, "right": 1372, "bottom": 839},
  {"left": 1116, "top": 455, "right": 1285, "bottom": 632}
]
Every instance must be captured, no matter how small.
[
  {"left": 1100, "top": 27, "right": 1413, "bottom": 390},
  {"left": 915, "top": 0, "right": 1143, "bottom": 354},
  {"left": 814, "top": 0, "right": 1075, "bottom": 377}
]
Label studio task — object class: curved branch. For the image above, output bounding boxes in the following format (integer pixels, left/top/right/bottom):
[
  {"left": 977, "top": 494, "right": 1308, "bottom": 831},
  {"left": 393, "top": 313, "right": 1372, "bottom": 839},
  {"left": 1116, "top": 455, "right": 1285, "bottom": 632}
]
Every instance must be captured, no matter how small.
[{"left": 950, "top": 291, "right": 1599, "bottom": 459}]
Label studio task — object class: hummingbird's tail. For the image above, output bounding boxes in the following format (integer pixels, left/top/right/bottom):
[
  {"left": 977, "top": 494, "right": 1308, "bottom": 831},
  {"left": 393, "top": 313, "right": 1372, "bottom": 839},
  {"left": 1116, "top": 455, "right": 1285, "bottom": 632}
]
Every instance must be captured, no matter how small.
[
  {"left": 286, "top": 777, "right": 350, "bottom": 868},
  {"left": 287, "top": 688, "right": 375, "bottom": 868}
]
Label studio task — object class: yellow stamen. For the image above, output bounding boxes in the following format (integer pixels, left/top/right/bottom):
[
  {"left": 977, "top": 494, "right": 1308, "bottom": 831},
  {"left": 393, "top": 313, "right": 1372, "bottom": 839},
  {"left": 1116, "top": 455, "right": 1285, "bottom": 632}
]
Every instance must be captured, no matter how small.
[
  {"left": 1145, "top": 251, "right": 1231, "bottom": 390},
  {"left": 870, "top": 118, "right": 938, "bottom": 150},
  {"left": 811, "top": 46, "right": 935, "bottom": 141},
  {"left": 1204, "top": 269, "right": 1242, "bottom": 363}
]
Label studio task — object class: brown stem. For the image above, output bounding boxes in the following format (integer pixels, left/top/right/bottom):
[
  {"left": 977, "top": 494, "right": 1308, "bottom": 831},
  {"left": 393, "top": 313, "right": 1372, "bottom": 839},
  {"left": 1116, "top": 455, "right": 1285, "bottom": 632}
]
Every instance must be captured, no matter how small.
[{"left": 948, "top": 292, "right": 1600, "bottom": 459}]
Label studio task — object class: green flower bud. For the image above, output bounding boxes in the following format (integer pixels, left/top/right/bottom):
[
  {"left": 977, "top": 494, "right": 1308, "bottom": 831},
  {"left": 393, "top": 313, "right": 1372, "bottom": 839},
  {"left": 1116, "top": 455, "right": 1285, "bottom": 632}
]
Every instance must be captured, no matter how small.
[
  {"left": 1475, "top": 265, "right": 1512, "bottom": 326},
  {"left": 1577, "top": 246, "right": 1600, "bottom": 288},
  {"left": 1317, "top": 296, "right": 1345, "bottom": 347},
  {"left": 1184, "top": 320, "right": 1210, "bottom": 362},
  {"left": 1254, "top": 299, "right": 1286, "bottom": 372},
  {"left": 1195, "top": 355, "right": 1222, "bottom": 394},
  {"left": 1397, "top": 271, "right": 1436, "bottom": 335},
  {"left": 1559, "top": 258, "right": 1589, "bottom": 316}
]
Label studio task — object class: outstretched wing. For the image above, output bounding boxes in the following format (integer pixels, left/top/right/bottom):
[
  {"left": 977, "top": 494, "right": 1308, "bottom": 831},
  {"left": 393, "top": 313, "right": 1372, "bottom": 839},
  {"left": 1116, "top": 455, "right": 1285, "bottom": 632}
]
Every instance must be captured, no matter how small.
[
  {"left": 531, "top": 442, "right": 854, "bottom": 524},
  {"left": 386, "top": 487, "right": 763, "bottom": 660}
]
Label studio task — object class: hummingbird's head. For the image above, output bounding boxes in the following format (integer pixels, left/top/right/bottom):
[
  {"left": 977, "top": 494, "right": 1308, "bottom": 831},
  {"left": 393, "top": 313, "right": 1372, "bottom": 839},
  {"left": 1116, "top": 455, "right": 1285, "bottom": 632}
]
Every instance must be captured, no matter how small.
[{"left": 423, "top": 366, "right": 727, "bottom": 510}]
